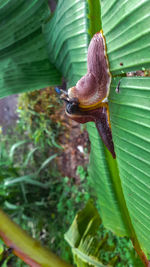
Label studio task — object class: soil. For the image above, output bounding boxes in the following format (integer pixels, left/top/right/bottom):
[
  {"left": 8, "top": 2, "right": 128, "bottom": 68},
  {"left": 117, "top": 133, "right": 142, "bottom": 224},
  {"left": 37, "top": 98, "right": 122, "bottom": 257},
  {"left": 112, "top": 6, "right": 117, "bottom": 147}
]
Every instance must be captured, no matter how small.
[{"left": 57, "top": 113, "right": 90, "bottom": 180}]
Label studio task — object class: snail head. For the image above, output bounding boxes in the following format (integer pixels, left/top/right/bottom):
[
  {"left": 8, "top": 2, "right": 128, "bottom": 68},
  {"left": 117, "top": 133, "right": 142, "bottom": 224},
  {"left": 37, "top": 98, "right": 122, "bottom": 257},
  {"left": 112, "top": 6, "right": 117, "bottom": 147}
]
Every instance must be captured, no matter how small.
[{"left": 60, "top": 90, "right": 79, "bottom": 115}]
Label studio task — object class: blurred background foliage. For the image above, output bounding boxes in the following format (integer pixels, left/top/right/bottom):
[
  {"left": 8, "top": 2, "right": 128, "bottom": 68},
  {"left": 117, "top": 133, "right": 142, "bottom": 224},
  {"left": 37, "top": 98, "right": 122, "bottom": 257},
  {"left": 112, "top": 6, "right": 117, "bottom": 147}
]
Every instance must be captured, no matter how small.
[{"left": 0, "top": 87, "right": 141, "bottom": 266}]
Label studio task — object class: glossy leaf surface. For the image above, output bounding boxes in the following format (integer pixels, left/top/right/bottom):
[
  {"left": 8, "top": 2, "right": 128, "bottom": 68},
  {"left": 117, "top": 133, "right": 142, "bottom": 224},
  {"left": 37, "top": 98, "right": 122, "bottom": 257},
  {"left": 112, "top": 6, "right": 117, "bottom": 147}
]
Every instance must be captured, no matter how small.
[
  {"left": 87, "top": 122, "right": 129, "bottom": 236},
  {"left": 43, "top": 0, "right": 89, "bottom": 86},
  {"left": 109, "top": 77, "right": 150, "bottom": 256},
  {"left": 0, "top": 0, "right": 61, "bottom": 98},
  {"left": 101, "top": 0, "right": 150, "bottom": 74},
  {"left": 86, "top": 0, "right": 150, "bottom": 263}
]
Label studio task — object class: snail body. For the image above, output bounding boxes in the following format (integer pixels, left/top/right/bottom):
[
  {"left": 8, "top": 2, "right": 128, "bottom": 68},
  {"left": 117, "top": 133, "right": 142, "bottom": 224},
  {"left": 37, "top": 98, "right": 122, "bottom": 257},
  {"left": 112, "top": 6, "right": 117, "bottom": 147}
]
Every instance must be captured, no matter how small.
[
  {"left": 66, "top": 102, "right": 116, "bottom": 159},
  {"left": 61, "top": 31, "right": 115, "bottom": 158},
  {"left": 68, "top": 31, "right": 111, "bottom": 108}
]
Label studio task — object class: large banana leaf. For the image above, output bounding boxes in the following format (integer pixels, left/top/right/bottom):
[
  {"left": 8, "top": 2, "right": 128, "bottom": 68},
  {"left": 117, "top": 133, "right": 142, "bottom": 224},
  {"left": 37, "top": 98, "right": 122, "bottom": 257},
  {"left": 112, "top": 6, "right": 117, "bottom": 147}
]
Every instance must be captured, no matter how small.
[
  {"left": 109, "top": 77, "right": 150, "bottom": 255},
  {"left": 0, "top": 0, "right": 61, "bottom": 98},
  {"left": 43, "top": 0, "right": 150, "bottom": 263},
  {"left": 87, "top": 0, "right": 150, "bottom": 263}
]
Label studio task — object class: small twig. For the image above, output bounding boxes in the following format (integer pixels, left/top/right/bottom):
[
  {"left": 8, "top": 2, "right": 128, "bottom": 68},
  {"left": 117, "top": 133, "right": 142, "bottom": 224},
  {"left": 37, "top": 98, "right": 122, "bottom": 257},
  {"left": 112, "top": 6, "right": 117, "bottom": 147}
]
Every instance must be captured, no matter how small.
[{"left": 116, "top": 79, "right": 121, "bottom": 94}]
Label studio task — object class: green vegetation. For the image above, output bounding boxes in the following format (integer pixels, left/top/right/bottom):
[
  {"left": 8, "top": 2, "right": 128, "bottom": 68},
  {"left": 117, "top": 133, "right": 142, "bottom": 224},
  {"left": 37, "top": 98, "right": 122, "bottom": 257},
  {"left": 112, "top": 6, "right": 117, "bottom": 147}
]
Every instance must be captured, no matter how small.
[
  {"left": 65, "top": 201, "right": 143, "bottom": 267},
  {"left": 0, "top": 90, "right": 92, "bottom": 265},
  {"left": 0, "top": 89, "right": 141, "bottom": 266}
]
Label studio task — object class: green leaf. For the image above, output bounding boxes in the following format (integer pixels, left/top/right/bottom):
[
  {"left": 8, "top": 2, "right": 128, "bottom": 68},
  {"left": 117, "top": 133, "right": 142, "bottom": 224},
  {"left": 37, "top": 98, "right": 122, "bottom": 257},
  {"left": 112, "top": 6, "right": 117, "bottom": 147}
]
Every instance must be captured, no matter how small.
[
  {"left": 87, "top": 122, "right": 129, "bottom": 236},
  {"left": 0, "top": 0, "right": 61, "bottom": 98},
  {"left": 23, "top": 147, "right": 39, "bottom": 167},
  {"left": 37, "top": 153, "right": 57, "bottom": 173},
  {"left": 109, "top": 77, "right": 150, "bottom": 257},
  {"left": 65, "top": 201, "right": 107, "bottom": 267},
  {"left": 4, "top": 201, "right": 20, "bottom": 210},
  {"left": 101, "top": 0, "right": 150, "bottom": 74},
  {"left": 43, "top": 0, "right": 89, "bottom": 86},
  {"left": 3, "top": 174, "right": 48, "bottom": 189},
  {"left": 9, "top": 140, "right": 28, "bottom": 161}
]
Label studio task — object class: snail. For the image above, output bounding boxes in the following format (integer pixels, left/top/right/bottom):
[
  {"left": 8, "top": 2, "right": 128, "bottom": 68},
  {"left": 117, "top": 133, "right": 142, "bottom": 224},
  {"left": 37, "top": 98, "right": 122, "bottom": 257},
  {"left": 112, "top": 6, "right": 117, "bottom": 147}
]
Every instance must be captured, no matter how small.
[{"left": 60, "top": 31, "right": 116, "bottom": 158}]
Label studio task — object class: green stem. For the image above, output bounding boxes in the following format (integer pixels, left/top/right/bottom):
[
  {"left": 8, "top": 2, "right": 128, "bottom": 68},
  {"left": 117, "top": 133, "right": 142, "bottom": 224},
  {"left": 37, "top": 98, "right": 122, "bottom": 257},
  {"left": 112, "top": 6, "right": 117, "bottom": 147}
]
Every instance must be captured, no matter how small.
[
  {"left": 0, "top": 209, "right": 72, "bottom": 267},
  {"left": 87, "top": 0, "right": 102, "bottom": 37}
]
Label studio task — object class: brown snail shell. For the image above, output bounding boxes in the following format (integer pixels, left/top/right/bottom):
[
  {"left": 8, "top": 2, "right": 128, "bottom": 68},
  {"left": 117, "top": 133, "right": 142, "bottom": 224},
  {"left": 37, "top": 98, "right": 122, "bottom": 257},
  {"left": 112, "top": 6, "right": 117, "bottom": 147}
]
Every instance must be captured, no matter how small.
[{"left": 68, "top": 31, "right": 111, "bottom": 108}]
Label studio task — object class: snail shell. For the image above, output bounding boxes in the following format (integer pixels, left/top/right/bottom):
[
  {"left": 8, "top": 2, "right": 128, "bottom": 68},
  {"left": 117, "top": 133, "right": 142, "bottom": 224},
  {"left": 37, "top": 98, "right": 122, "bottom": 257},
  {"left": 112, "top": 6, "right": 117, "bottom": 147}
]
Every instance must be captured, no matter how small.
[{"left": 68, "top": 31, "right": 111, "bottom": 108}]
